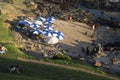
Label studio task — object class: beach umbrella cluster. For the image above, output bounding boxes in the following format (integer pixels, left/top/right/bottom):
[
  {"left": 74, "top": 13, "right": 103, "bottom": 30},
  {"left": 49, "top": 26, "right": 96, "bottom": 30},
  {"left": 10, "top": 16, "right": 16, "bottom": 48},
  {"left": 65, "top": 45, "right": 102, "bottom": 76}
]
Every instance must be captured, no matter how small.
[{"left": 17, "top": 16, "right": 64, "bottom": 44}]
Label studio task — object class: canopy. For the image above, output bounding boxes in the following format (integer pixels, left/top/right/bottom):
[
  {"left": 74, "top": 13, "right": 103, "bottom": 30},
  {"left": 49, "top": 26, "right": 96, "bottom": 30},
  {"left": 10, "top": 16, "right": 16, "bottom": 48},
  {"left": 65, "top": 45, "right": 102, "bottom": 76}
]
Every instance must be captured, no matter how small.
[
  {"left": 30, "top": 23, "right": 40, "bottom": 29},
  {"left": 44, "top": 21, "right": 52, "bottom": 25},
  {"left": 52, "top": 31, "right": 64, "bottom": 40},
  {"left": 18, "top": 20, "right": 31, "bottom": 27},
  {"left": 44, "top": 26, "right": 54, "bottom": 31},
  {"left": 45, "top": 36, "right": 59, "bottom": 44},
  {"left": 46, "top": 16, "right": 56, "bottom": 22},
  {"left": 43, "top": 29, "right": 53, "bottom": 37},
  {"left": 33, "top": 30, "right": 43, "bottom": 35}
]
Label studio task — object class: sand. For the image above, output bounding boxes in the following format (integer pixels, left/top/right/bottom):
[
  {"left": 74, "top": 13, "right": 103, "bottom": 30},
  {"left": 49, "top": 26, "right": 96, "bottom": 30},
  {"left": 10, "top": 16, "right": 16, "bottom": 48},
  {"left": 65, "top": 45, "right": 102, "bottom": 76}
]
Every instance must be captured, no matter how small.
[{"left": 53, "top": 20, "right": 94, "bottom": 57}]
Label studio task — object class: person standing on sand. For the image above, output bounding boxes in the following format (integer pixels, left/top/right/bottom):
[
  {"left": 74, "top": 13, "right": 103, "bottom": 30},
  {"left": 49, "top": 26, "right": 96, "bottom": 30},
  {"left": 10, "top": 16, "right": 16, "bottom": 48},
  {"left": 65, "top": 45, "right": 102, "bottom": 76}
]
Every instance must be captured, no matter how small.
[
  {"left": 68, "top": 15, "right": 73, "bottom": 22},
  {"left": 92, "top": 23, "right": 96, "bottom": 36}
]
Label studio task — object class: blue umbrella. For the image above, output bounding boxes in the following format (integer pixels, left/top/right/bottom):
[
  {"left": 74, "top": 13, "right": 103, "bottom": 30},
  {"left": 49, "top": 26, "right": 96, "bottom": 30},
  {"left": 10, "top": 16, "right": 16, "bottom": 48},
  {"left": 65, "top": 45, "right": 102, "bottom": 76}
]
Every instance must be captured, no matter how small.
[
  {"left": 44, "top": 26, "right": 54, "bottom": 31},
  {"left": 18, "top": 20, "right": 31, "bottom": 27},
  {"left": 30, "top": 23, "right": 40, "bottom": 29},
  {"left": 46, "top": 16, "right": 56, "bottom": 22},
  {"left": 52, "top": 31, "right": 64, "bottom": 40},
  {"left": 43, "top": 29, "right": 53, "bottom": 37}
]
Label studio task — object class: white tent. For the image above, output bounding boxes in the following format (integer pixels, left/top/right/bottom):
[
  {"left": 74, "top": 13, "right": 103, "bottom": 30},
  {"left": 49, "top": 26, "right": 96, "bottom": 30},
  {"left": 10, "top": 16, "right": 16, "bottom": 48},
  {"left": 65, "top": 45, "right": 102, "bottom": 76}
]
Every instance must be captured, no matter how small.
[{"left": 45, "top": 36, "right": 59, "bottom": 44}]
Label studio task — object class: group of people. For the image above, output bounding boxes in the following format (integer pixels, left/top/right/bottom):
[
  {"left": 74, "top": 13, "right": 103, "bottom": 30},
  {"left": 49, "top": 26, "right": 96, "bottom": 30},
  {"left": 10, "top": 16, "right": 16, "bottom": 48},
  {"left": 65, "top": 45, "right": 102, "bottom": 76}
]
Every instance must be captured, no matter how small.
[{"left": 9, "top": 65, "right": 23, "bottom": 74}]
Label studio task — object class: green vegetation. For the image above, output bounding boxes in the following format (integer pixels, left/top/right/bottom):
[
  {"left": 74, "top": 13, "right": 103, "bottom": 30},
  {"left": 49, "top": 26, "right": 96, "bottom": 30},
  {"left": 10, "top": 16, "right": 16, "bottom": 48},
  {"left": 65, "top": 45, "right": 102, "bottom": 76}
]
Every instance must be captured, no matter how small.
[
  {"left": 52, "top": 54, "right": 72, "bottom": 60},
  {"left": 0, "top": 43, "right": 112, "bottom": 80},
  {"left": 0, "top": 57, "right": 112, "bottom": 80},
  {"left": 0, "top": 19, "right": 13, "bottom": 42},
  {"left": 43, "top": 58, "right": 106, "bottom": 74}
]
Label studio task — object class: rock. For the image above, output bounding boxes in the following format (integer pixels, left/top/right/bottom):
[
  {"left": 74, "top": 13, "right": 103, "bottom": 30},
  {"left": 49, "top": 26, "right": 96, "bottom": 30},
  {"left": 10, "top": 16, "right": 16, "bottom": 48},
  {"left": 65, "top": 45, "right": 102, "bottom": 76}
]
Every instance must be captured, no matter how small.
[
  {"left": 112, "top": 61, "right": 119, "bottom": 64},
  {"left": 43, "top": 53, "right": 48, "bottom": 57},
  {"left": 79, "top": 57, "right": 85, "bottom": 61},
  {"left": 94, "top": 61, "right": 102, "bottom": 67},
  {"left": 111, "top": 57, "right": 120, "bottom": 64},
  {"left": 94, "top": 52, "right": 107, "bottom": 58},
  {"left": 86, "top": 56, "right": 95, "bottom": 63}
]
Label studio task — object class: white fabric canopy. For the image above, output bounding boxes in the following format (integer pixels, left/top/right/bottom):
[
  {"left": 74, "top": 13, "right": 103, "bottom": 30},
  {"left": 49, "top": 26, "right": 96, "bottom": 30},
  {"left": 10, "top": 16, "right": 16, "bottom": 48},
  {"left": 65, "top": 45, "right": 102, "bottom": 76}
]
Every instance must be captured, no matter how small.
[{"left": 45, "top": 36, "right": 59, "bottom": 44}]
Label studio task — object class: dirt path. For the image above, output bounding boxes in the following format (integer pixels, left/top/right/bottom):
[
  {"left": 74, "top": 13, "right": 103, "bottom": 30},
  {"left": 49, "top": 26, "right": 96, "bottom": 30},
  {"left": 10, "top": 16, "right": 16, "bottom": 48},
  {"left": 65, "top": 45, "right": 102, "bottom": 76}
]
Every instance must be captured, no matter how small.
[{"left": 18, "top": 57, "right": 119, "bottom": 80}]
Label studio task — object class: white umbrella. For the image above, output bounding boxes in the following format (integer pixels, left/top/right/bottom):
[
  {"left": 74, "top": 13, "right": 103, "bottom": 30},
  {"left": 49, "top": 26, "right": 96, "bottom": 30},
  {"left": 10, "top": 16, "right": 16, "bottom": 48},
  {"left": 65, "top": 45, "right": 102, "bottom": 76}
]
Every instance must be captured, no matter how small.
[{"left": 45, "top": 36, "right": 59, "bottom": 44}]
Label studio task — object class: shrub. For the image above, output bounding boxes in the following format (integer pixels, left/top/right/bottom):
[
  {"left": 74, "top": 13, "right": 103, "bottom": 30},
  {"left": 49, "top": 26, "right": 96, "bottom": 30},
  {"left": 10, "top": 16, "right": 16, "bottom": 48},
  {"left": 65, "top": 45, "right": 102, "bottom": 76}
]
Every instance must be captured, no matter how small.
[{"left": 52, "top": 54, "right": 72, "bottom": 60}]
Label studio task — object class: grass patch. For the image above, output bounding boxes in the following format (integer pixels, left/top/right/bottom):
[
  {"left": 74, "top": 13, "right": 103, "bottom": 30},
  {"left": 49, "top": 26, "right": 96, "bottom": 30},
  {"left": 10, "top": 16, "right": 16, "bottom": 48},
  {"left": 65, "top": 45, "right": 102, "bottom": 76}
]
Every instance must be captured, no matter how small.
[
  {"left": 0, "top": 43, "right": 114, "bottom": 80},
  {"left": 52, "top": 54, "right": 72, "bottom": 60},
  {"left": 0, "top": 57, "right": 113, "bottom": 80},
  {"left": 0, "top": 43, "right": 35, "bottom": 60},
  {"left": 0, "top": 25, "right": 12, "bottom": 42},
  {"left": 42, "top": 58, "right": 106, "bottom": 75},
  {"left": 0, "top": 17, "right": 13, "bottom": 42}
]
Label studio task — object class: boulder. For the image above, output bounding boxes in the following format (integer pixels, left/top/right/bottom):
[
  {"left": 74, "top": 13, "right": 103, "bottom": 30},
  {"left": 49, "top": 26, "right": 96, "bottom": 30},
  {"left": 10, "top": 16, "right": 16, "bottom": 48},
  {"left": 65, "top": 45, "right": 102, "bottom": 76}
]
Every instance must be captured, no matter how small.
[
  {"left": 79, "top": 57, "right": 85, "bottom": 61},
  {"left": 111, "top": 57, "right": 120, "bottom": 64},
  {"left": 94, "top": 61, "right": 102, "bottom": 67}
]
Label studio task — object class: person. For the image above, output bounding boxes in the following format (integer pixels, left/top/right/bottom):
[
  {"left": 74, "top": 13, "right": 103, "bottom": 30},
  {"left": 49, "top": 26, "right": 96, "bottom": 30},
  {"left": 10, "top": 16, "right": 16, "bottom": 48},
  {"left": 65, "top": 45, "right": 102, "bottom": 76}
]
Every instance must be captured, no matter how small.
[
  {"left": 92, "top": 23, "right": 96, "bottom": 36},
  {"left": 0, "top": 45, "right": 7, "bottom": 54},
  {"left": 9, "top": 65, "right": 16, "bottom": 73},
  {"left": 68, "top": 15, "right": 72, "bottom": 21},
  {"left": 9, "top": 65, "right": 23, "bottom": 74},
  {"left": 15, "top": 65, "right": 22, "bottom": 74}
]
